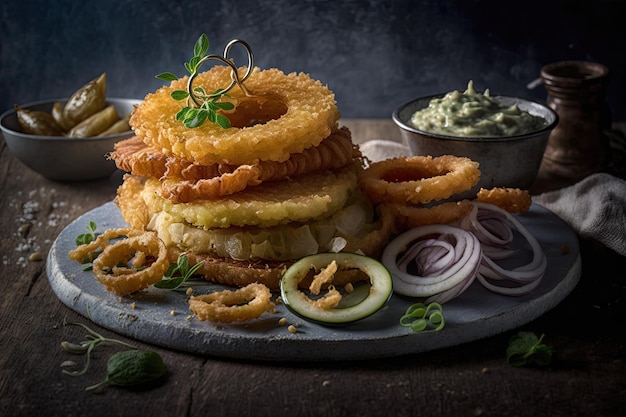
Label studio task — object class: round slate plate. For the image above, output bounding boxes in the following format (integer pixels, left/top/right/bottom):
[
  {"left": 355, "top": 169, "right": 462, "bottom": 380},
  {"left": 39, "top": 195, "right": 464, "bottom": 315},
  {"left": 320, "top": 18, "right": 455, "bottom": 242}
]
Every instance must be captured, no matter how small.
[{"left": 47, "top": 202, "right": 580, "bottom": 361}]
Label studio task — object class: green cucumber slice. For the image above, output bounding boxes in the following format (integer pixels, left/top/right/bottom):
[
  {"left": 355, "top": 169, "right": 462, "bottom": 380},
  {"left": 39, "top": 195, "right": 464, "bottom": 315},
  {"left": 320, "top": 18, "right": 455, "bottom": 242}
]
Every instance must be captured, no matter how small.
[{"left": 280, "top": 253, "right": 393, "bottom": 325}]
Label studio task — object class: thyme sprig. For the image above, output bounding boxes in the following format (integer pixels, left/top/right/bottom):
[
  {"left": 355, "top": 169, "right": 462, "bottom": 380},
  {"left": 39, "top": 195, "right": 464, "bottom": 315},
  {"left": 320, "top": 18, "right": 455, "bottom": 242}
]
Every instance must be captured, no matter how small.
[
  {"left": 61, "top": 316, "right": 166, "bottom": 391},
  {"left": 154, "top": 254, "right": 204, "bottom": 290},
  {"left": 61, "top": 317, "right": 138, "bottom": 377},
  {"left": 156, "top": 34, "right": 254, "bottom": 129}
]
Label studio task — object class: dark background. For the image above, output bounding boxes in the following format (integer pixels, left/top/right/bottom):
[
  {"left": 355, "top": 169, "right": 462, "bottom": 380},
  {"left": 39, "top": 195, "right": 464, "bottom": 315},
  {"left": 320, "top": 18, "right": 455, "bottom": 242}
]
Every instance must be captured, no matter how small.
[{"left": 1, "top": 0, "right": 624, "bottom": 123}]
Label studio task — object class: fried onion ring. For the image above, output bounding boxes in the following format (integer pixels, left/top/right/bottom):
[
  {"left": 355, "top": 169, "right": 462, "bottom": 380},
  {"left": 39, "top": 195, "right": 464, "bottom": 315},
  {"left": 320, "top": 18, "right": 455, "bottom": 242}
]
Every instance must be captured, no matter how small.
[
  {"left": 159, "top": 127, "right": 360, "bottom": 203},
  {"left": 131, "top": 66, "right": 340, "bottom": 166},
  {"left": 475, "top": 187, "right": 532, "bottom": 213},
  {"left": 68, "top": 227, "right": 145, "bottom": 263},
  {"left": 134, "top": 166, "right": 360, "bottom": 229},
  {"left": 189, "top": 283, "right": 276, "bottom": 323},
  {"left": 358, "top": 155, "right": 480, "bottom": 205},
  {"left": 91, "top": 231, "right": 169, "bottom": 295},
  {"left": 386, "top": 199, "right": 474, "bottom": 229}
]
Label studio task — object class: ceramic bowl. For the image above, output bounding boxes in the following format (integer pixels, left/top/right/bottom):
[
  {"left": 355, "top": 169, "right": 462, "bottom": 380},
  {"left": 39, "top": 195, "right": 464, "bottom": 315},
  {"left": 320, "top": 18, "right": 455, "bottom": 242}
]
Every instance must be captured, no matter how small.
[
  {"left": 392, "top": 95, "right": 558, "bottom": 197},
  {"left": 1, "top": 97, "right": 141, "bottom": 181}
]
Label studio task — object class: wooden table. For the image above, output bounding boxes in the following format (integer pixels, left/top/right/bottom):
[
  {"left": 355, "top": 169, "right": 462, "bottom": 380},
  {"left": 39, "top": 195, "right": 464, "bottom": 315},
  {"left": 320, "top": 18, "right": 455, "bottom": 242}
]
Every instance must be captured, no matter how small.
[{"left": 1, "top": 119, "right": 624, "bottom": 417}]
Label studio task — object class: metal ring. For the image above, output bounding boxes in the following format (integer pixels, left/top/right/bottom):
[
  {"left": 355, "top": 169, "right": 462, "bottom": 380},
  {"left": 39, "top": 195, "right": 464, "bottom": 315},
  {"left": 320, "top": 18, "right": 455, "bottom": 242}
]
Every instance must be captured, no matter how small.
[{"left": 186, "top": 39, "right": 255, "bottom": 108}]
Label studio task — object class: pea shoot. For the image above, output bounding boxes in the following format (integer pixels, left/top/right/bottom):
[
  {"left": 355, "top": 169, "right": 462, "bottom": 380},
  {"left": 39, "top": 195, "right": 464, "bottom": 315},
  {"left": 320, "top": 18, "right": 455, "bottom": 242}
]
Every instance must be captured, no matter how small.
[{"left": 399, "top": 302, "right": 445, "bottom": 332}]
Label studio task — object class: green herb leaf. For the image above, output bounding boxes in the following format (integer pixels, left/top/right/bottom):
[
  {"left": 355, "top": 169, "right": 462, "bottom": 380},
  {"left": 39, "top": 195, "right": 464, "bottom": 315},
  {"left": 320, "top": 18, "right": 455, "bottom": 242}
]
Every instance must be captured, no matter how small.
[
  {"left": 506, "top": 331, "right": 554, "bottom": 367},
  {"left": 155, "top": 33, "right": 237, "bottom": 129},
  {"left": 185, "top": 109, "right": 208, "bottom": 128},
  {"left": 171, "top": 90, "right": 190, "bottom": 101},
  {"left": 61, "top": 318, "right": 138, "bottom": 379},
  {"left": 193, "top": 33, "right": 209, "bottom": 58},
  {"left": 154, "top": 254, "right": 204, "bottom": 290},
  {"left": 75, "top": 221, "right": 97, "bottom": 246},
  {"left": 155, "top": 72, "right": 179, "bottom": 82},
  {"left": 86, "top": 350, "right": 167, "bottom": 391}
]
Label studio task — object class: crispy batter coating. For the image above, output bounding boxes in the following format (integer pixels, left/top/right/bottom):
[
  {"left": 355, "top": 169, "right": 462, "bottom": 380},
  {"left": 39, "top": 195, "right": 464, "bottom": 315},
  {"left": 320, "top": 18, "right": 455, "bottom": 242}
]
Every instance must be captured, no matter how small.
[
  {"left": 189, "top": 283, "right": 276, "bottom": 323},
  {"left": 475, "top": 187, "right": 531, "bottom": 213},
  {"left": 131, "top": 66, "right": 341, "bottom": 166},
  {"left": 385, "top": 200, "right": 475, "bottom": 229},
  {"left": 119, "top": 166, "right": 359, "bottom": 229},
  {"left": 358, "top": 155, "right": 480, "bottom": 205},
  {"left": 110, "top": 127, "right": 361, "bottom": 203}
]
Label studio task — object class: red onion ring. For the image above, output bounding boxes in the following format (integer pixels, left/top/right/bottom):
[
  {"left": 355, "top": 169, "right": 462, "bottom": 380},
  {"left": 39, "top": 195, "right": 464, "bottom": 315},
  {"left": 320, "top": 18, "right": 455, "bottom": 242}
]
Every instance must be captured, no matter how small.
[
  {"left": 381, "top": 224, "right": 482, "bottom": 303},
  {"left": 464, "top": 202, "right": 547, "bottom": 296}
]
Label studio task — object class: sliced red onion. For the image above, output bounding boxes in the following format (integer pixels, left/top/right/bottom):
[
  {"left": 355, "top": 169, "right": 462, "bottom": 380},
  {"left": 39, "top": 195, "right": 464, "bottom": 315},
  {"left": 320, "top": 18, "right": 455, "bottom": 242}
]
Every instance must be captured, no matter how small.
[
  {"left": 381, "top": 224, "right": 482, "bottom": 302},
  {"left": 467, "top": 202, "right": 547, "bottom": 296}
]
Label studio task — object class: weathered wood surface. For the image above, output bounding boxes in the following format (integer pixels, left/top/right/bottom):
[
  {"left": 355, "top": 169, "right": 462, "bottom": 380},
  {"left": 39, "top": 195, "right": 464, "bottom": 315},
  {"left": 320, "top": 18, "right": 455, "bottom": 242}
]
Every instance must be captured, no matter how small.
[{"left": 1, "top": 119, "right": 624, "bottom": 417}]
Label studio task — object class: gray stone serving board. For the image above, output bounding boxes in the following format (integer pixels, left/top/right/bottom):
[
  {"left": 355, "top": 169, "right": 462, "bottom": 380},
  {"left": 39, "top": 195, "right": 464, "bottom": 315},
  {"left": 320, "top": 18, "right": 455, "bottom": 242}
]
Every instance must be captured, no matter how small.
[{"left": 47, "top": 201, "right": 580, "bottom": 361}]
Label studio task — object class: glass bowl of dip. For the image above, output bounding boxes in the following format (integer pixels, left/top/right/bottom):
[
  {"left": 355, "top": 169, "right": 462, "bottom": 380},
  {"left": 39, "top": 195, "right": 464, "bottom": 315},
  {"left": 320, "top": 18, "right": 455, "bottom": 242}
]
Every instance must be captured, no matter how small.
[{"left": 392, "top": 85, "right": 558, "bottom": 197}]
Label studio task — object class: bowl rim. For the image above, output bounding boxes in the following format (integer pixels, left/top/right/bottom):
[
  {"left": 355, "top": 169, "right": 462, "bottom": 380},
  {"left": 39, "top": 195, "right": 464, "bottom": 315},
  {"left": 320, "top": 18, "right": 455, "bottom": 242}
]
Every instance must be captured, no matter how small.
[
  {"left": 392, "top": 93, "right": 559, "bottom": 142},
  {"left": 0, "top": 97, "right": 142, "bottom": 142}
]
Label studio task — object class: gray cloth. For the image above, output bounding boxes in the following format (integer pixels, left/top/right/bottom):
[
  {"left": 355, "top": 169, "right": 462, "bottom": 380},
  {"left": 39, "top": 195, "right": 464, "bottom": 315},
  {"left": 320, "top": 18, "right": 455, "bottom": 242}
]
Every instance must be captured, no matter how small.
[
  {"left": 533, "top": 173, "right": 626, "bottom": 256},
  {"left": 359, "top": 139, "right": 626, "bottom": 256}
]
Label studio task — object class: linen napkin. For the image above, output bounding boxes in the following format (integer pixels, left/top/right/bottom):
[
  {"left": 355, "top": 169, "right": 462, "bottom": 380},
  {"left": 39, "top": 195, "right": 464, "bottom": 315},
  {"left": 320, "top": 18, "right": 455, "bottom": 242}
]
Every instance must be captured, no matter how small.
[{"left": 359, "top": 139, "right": 626, "bottom": 257}]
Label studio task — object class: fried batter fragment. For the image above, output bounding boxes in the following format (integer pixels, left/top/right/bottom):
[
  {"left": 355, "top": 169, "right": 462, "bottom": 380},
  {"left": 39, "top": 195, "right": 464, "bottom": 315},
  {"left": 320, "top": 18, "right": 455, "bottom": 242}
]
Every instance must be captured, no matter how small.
[{"left": 475, "top": 187, "right": 531, "bottom": 213}]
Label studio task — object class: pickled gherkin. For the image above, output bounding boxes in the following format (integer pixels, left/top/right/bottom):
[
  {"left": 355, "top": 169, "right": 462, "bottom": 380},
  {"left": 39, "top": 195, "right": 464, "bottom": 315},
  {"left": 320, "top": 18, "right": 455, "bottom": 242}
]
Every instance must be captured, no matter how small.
[
  {"left": 68, "top": 105, "right": 119, "bottom": 138},
  {"left": 14, "top": 104, "right": 64, "bottom": 136},
  {"left": 63, "top": 73, "right": 107, "bottom": 126},
  {"left": 13, "top": 72, "right": 132, "bottom": 138}
]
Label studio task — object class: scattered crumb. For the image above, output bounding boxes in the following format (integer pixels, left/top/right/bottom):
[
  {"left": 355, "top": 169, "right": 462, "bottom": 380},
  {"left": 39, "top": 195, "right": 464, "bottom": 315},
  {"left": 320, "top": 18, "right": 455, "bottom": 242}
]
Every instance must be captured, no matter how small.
[
  {"left": 170, "top": 310, "right": 176, "bottom": 316},
  {"left": 185, "top": 287, "right": 193, "bottom": 296},
  {"left": 29, "top": 252, "right": 42, "bottom": 262},
  {"left": 481, "top": 367, "right": 489, "bottom": 374},
  {"left": 322, "top": 380, "right": 331, "bottom": 387},
  {"left": 288, "top": 325, "right": 297, "bottom": 333},
  {"left": 131, "top": 302, "right": 136, "bottom": 310},
  {"left": 278, "top": 317, "right": 287, "bottom": 326}
]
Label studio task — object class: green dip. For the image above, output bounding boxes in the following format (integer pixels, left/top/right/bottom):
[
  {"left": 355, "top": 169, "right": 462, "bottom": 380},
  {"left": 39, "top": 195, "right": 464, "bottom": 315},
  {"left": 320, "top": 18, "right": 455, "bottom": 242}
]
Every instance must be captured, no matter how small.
[{"left": 409, "top": 81, "right": 547, "bottom": 137}]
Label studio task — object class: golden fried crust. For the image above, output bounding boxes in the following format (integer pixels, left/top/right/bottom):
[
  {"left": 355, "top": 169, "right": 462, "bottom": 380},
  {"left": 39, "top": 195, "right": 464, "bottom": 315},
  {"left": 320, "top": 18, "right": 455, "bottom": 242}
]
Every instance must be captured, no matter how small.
[
  {"left": 475, "top": 187, "right": 531, "bottom": 213},
  {"left": 131, "top": 66, "right": 341, "bottom": 166},
  {"left": 114, "top": 174, "right": 151, "bottom": 229},
  {"left": 167, "top": 247, "right": 289, "bottom": 291},
  {"left": 110, "top": 127, "right": 362, "bottom": 203}
]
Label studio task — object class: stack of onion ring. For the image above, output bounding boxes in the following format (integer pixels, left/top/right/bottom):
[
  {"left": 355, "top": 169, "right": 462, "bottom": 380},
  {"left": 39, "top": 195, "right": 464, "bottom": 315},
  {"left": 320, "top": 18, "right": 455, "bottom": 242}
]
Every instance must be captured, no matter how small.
[{"left": 110, "top": 127, "right": 360, "bottom": 203}]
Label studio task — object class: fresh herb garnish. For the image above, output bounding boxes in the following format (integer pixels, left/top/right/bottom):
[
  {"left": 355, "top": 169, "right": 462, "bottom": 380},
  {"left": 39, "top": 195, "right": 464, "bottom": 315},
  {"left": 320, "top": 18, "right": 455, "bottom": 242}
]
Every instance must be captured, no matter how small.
[
  {"left": 75, "top": 220, "right": 98, "bottom": 246},
  {"left": 61, "top": 317, "right": 166, "bottom": 391},
  {"left": 506, "top": 331, "right": 554, "bottom": 367},
  {"left": 86, "top": 350, "right": 166, "bottom": 392},
  {"left": 154, "top": 254, "right": 204, "bottom": 290},
  {"left": 155, "top": 33, "right": 239, "bottom": 129},
  {"left": 399, "top": 302, "right": 445, "bottom": 332}
]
